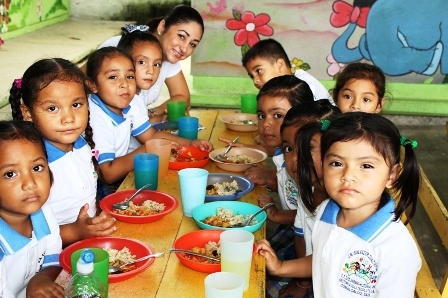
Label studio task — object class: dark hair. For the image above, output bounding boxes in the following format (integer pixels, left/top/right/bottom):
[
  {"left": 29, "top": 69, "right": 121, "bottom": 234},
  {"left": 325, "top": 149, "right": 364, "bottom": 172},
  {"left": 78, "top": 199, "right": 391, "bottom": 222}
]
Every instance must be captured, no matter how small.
[
  {"left": 145, "top": 4, "right": 204, "bottom": 38},
  {"left": 9, "top": 58, "right": 97, "bottom": 174},
  {"left": 257, "top": 75, "right": 314, "bottom": 106},
  {"left": 0, "top": 120, "right": 53, "bottom": 184},
  {"left": 320, "top": 112, "right": 420, "bottom": 224},
  {"left": 331, "top": 62, "right": 388, "bottom": 107},
  {"left": 280, "top": 99, "right": 341, "bottom": 212},
  {"left": 86, "top": 47, "right": 134, "bottom": 84},
  {"left": 117, "top": 26, "right": 162, "bottom": 56},
  {"left": 242, "top": 38, "right": 291, "bottom": 69}
]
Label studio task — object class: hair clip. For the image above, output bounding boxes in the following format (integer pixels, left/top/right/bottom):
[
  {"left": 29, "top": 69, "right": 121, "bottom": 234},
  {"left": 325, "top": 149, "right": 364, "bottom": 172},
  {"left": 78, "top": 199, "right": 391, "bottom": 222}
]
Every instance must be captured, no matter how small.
[
  {"left": 320, "top": 119, "right": 331, "bottom": 131},
  {"left": 400, "top": 136, "right": 418, "bottom": 149},
  {"left": 122, "top": 24, "right": 149, "bottom": 34},
  {"left": 91, "top": 149, "right": 99, "bottom": 160},
  {"left": 14, "top": 78, "right": 22, "bottom": 89}
]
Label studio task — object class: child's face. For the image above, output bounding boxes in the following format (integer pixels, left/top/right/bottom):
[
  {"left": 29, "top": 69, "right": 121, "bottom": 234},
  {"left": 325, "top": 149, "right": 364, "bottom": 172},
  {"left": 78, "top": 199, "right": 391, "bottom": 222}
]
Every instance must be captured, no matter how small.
[
  {"left": 322, "top": 139, "right": 398, "bottom": 218},
  {"left": 245, "top": 57, "right": 284, "bottom": 89},
  {"left": 257, "top": 95, "right": 292, "bottom": 148},
  {"left": 0, "top": 139, "right": 51, "bottom": 219},
  {"left": 131, "top": 41, "right": 163, "bottom": 91},
  {"left": 282, "top": 125, "right": 299, "bottom": 182},
  {"left": 336, "top": 79, "right": 384, "bottom": 114},
  {"left": 22, "top": 80, "right": 88, "bottom": 152},
  {"left": 91, "top": 55, "right": 137, "bottom": 115}
]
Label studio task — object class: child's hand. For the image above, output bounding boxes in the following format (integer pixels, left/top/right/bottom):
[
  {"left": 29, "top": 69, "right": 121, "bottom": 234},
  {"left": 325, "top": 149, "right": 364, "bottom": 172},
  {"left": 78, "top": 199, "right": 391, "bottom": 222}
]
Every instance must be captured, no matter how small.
[
  {"left": 218, "top": 137, "right": 246, "bottom": 148},
  {"left": 75, "top": 204, "right": 116, "bottom": 238},
  {"left": 190, "top": 139, "right": 213, "bottom": 151},
  {"left": 26, "top": 268, "right": 65, "bottom": 298},
  {"left": 258, "top": 194, "right": 278, "bottom": 220},
  {"left": 170, "top": 141, "right": 181, "bottom": 151},
  {"left": 280, "top": 281, "right": 310, "bottom": 298},
  {"left": 243, "top": 164, "right": 278, "bottom": 190},
  {"left": 256, "top": 239, "right": 282, "bottom": 275}
]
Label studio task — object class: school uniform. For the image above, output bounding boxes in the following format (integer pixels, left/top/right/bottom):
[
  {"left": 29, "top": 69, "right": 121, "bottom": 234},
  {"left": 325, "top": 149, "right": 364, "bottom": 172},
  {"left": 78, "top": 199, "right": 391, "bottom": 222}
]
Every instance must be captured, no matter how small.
[
  {"left": 45, "top": 137, "right": 97, "bottom": 224},
  {"left": 312, "top": 198, "right": 421, "bottom": 297},
  {"left": 293, "top": 197, "right": 324, "bottom": 256},
  {"left": 0, "top": 205, "right": 62, "bottom": 298},
  {"left": 294, "top": 69, "right": 334, "bottom": 102},
  {"left": 0, "top": 261, "right": 13, "bottom": 298}
]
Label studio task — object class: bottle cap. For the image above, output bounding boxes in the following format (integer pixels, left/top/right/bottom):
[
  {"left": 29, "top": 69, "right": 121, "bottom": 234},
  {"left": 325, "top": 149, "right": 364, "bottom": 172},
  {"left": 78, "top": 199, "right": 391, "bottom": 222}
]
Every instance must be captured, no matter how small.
[{"left": 76, "top": 249, "right": 95, "bottom": 274}]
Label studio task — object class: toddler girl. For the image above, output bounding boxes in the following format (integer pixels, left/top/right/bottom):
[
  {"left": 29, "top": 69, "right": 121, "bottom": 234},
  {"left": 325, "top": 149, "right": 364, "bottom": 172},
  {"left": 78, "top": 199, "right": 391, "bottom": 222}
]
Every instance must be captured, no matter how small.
[
  {"left": 0, "top": 120, "right": 64, "bottom": 298},
  {"left": 258, "top": 112, "right": 422, "bottom": 297},
  {"left": 9, "top": 58, "right": 116, "bottom": 246}
]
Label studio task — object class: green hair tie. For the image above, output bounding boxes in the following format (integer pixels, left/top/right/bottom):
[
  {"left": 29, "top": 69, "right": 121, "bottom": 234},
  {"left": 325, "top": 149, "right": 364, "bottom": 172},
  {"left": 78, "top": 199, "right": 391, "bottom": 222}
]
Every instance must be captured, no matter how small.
[
  {"left": 400, "top": 136, "right": 418, "bottom": 149},
  {"left": 320, "top": 119, "right": 331, "bottom": 131}
]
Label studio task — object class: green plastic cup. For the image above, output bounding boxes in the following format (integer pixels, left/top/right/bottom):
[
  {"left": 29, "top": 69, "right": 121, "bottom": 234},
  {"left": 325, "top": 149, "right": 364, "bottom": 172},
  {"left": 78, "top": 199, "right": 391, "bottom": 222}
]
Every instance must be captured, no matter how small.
[
  {"left": 240, "top": 94, "right": 257, "bottom": 114},
  {"left": 167, "top": 101, "right": 187, "bottom": 122}
]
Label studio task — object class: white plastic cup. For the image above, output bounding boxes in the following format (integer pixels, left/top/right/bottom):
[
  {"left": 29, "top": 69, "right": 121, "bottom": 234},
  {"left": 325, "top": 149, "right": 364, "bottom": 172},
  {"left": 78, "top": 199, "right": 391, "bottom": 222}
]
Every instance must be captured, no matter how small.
[
  {"left": 204, "top": 272, "right": 244, "bottom": 298},
  {"left": 178, "top": 168, "right": 208, "bottom": 217},
  {"left": 220, "top": 230, "right": 254, "bottom": 291}
]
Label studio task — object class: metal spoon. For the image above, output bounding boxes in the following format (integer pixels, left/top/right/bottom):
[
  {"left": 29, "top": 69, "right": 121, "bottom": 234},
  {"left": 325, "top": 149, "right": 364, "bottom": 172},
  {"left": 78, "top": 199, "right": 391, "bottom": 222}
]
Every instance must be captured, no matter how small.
[
  {"left": 229, "top": 203, "right": 275, "bottom": 228},
  {"left": 108, "top": 252, "right": 164, "bottom": 274},
  {"left": 215, "top": 136, "right": 239, "bottom": 162},
  {"left": 111, "top": 183, "right": 151, "bottom": 210},
  {"left": 242, "top": 120, "right": 258, "bottom": 125},
  {"left": 169, "top": 248, "right": 220, "bottom": 262}
]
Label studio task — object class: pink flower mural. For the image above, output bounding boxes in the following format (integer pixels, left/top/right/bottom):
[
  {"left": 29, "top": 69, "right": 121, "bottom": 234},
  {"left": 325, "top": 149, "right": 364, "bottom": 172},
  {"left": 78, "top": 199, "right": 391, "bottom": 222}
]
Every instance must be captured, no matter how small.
[
  {"left": 226, "top": 10, "right": 273, "bottom": 56},
  {"left": 326, "top": 54, "right": 346, "bottom": 78}
]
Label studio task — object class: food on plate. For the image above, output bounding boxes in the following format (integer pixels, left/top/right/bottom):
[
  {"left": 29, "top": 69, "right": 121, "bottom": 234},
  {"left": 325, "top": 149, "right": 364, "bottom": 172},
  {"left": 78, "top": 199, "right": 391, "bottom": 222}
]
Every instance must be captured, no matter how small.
[
  {"left": 186, "top": 241, "right": 221, "bottom": 264},
  {"left": 202, "top": 207, "right": 257, "bottom": 228},
  {"left": 217, "top": 154, "right": 256, "bottom": 164},
  {"left": 113, "top": 200, "right": 166, "bottom": 216},
  {"left": 230, "top": 119, "right": 258, "bottom": 125},
  {"left": 104, "top": 247, "right": 136, "bottom": 273},
  {"left": 206, "top": 180, "right": 239, "bottom": 196},
  {"left": 170, "top": 149, "right": 197, "bottom": 162}
]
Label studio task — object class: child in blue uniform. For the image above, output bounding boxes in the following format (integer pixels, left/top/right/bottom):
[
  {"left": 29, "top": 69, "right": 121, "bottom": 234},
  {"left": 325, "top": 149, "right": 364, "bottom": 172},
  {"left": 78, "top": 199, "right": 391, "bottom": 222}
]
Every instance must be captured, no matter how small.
[
  {"left": 0, "top": 120, "right": 64, "bottom": 298},
  {"left": 9, "top": 58, "right": 116, "bottom": 246}
]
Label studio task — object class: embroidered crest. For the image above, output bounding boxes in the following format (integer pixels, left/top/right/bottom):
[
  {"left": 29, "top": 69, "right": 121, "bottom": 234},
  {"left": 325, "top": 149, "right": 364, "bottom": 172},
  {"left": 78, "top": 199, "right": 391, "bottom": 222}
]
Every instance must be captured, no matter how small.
[
  {"left": 340, "top": 250, "right": 378, "bottom": 296},
  {"left": 284, "top": 179, "right": 298, "bottom": 207}
]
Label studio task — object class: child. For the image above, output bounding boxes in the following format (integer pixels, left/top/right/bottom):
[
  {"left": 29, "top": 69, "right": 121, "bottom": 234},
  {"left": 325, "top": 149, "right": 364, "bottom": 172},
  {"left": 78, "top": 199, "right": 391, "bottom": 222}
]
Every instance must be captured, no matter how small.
[
  {"left": 279, "top": 100, "right": 341, "bottom": 297},
  {"left": 331, "top": 62, "right": 387, "bottom": 113},
  {"left": 85, "top": 47, "right": 213, "bottom": 198},
  {"left": 0, "top": 120, "right": 64, "bottom": 298},
  {"left": 242, "top": 38, "right": 332, "bottom": 101},
  {"left": 9, "top": 58, "right": 116, "bottom": 246},
  {"left": 258, "top": 112, "right": 422, "bottom": 297}
]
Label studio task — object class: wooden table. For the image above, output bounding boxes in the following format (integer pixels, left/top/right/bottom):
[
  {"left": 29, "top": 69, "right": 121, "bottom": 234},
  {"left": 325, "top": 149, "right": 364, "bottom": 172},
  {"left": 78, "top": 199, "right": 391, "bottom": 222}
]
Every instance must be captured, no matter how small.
[{"left": 107, "top": 109, "right": 266, "bottom": 297}]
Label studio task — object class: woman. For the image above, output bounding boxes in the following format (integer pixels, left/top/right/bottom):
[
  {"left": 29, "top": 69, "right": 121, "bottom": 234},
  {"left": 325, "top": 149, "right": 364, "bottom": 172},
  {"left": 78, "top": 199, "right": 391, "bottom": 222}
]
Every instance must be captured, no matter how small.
[{"left": 97, "top": 4, "right": 204, "bottom": 122}]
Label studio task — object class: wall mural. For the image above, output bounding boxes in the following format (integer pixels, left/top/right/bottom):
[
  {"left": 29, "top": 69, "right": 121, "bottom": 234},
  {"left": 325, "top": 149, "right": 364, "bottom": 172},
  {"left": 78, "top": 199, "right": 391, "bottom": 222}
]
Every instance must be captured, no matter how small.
[{"left": 191, "top": 0, "right": 447, "bottom": 83}]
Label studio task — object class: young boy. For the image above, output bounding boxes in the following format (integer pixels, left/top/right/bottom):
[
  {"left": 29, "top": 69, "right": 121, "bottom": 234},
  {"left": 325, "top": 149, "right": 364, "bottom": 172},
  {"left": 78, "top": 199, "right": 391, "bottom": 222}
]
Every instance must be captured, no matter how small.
[{"left": 242, "top": 38, "right": 332, "bottom": 101}]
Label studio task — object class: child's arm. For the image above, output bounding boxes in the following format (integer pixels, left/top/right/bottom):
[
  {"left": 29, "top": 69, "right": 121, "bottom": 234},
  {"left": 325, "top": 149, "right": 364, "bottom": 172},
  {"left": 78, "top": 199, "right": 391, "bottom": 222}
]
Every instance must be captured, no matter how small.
[
  {"left": 218, "top": 137, "right": 268, "bottom": 154},
  {"left": 244, "top": 165, "right": 278, "bottom": 190},
  {"left": 258, "top": 194, "right": 296, "bottom": 225},
  {"left": 26, "top": 266, "right": 64, "bottom": 298},
  {"left": 137, "top": 127, "right": 213, "bottom": 151},
  {"left": 99, "top": 145, "right": 147, "bottom": 183},
  {"left": 59, "top": 204, "right": 116, "bottom": 246}
]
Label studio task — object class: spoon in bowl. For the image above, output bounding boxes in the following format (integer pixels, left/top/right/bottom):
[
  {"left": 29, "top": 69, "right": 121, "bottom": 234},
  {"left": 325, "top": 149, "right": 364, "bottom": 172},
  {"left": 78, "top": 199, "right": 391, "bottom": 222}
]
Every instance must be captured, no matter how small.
[
  {"left": 111, "top": 183, "right": 151, "bottom": 211},
  {"left": 108, "top": 252, "right": 164, "bottom": 274},
  {"left": 215, "top": 136, "right": 239, "bottom": 162},
  {"left": 229, "top": 202, "right": 275, "bottom": 228},
  {"left": 169, "top": 248, "right": 220, "bottom": 262}
]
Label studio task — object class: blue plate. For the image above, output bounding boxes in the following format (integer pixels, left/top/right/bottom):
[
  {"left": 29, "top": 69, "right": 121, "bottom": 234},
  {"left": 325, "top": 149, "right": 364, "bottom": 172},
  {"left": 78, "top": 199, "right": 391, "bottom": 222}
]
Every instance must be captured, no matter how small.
[
  {"left": 192, "top": 201, "right": 267, "bottom": 233},
  {"left": 205, "top": 173, "right": 254, "bottom": 202}
]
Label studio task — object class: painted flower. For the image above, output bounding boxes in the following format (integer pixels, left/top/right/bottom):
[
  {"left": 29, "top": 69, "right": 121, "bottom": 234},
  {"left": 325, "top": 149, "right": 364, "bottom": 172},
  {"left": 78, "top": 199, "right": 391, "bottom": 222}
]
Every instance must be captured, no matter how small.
[
  {"left": 326, "top": 54, "right": 346, "bottom": 77},
  {"left": 290, "top": 57, "right": 311, "bottom": 72},
  {"left": 226, "top": 11, "right": 273, "bottom": 47}
]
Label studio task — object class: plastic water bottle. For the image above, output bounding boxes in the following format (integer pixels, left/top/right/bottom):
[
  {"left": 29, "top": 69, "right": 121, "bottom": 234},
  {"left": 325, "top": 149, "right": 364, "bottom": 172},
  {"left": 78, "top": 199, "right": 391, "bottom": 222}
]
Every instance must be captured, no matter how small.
[{"left": 65, "top": 249, "right": 106, "bottom": 298}]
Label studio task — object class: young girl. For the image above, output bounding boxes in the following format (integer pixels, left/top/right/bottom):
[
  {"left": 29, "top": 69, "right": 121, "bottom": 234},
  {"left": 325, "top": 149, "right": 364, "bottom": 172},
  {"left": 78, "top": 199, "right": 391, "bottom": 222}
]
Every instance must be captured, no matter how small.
[
  {"left": 85, "top": 47, "right": 212, "bottom": 198},
  {"left": 0, "top": 120, "right": 64, "bottom": 298},
  {"left": 9, "top": 58, "right": 116, "bottom": 246},
  {"left": 332, "top": 62, "right": 387, "bottom": 113},
  {"left": 258, "top": 112, "right": 422, "bottom": 297}
]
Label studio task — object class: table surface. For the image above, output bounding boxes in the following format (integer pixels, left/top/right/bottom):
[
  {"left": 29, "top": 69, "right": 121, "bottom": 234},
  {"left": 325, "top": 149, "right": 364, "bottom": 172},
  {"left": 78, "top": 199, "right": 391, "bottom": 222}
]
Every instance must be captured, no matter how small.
[{"left": 105, "top": 109, "right": 266, "bottom": 298}]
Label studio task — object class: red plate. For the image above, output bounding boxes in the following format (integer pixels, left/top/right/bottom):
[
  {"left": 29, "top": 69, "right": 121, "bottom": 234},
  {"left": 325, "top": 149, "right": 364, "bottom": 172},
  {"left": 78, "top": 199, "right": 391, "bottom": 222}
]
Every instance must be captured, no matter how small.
[
  {"left": 173, "top": 230, "right": 257, "bottom": 273},
  {"left": 59, "top": 236, "right": 154, "bottom": 283},
  {"left": 100, "top": 190, "right": 178, "bottom": 224},
  {"left": 169, "top": 146, "right": 210, "bottom": 170}
]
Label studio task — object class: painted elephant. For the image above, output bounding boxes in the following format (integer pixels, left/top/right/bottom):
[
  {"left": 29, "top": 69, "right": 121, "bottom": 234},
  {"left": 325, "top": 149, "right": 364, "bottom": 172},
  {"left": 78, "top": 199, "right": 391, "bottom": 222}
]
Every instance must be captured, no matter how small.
[{"left": 331, "top": 0, "right": 448, "bottom": 76}]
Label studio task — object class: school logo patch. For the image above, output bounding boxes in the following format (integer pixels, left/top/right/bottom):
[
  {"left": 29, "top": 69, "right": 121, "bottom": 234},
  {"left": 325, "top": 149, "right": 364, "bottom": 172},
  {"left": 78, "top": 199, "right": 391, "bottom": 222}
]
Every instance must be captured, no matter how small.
[
  {"left": 339, "top": 250, "right": 378, "bottom": 296},
  {"left": 284, "top": 179, "right": 298, "bottom": 207}
]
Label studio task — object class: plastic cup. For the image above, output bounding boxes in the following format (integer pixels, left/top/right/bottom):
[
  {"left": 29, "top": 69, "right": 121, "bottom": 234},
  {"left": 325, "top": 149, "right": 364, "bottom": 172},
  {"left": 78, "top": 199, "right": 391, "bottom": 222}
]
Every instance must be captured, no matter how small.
[
  {"left": 178, "top": 168, "right": 208, "bottom": 217},
  {"left": 134, "top": 153, "right": 158, "bottom": 190},
  {"left": 204, "top": 272, "right": 244, "bottom": 298},
  {"left": 167, "top": 101, "right": 186, "bottom": 122},
  {"left": 240, "top": 94, "right": 257, "bottom": 114},
  {"left": 71, "top": 248, "right": 109, "bottom": 298},
  {"left": 178, "top": 116, "right": 199, "bottom": 140},
  {"left": 220, "top": 230, "right": 254, "bottom": 291},
  {"left": 145, "top": 139, "right": 171, "bottom": 178}
]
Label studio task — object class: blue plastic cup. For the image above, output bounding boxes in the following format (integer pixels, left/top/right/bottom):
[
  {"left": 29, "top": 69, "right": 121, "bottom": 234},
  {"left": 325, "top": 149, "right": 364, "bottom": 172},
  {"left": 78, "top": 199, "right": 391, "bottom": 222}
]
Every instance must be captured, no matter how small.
[
  {"left": 134, "top": 153, "right": 158, "bottom": 190},
  {"left": 178, "top": 168, "right": 208, "bottom": 217},
  {"left": 178, "top": 116, "right": 199, "bottom": 140}
]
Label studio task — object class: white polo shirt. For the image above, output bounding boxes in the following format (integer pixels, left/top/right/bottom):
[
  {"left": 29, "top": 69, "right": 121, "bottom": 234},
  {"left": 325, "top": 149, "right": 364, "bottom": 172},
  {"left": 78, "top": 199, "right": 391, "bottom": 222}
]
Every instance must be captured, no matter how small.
[
  {"left": 0, "top": 205, "right": 62, "bottom": 298},
  {"left": 294, "top": 69, "right": 333, "bottom": 102},
  {"left": 312, "top": 198, "right": 421, "bottom": 297},
  {"left": 0, "top": 261, "right": 13, "bottom": 298},
  {"left": 45, "top": 137, "right": 97, "bottom": 224},
  {"left": 272, "top": 148, "right": 298, "bottom": 211},
  {"left": 89, "top": 93, "right": 151, "bottom": 164}
]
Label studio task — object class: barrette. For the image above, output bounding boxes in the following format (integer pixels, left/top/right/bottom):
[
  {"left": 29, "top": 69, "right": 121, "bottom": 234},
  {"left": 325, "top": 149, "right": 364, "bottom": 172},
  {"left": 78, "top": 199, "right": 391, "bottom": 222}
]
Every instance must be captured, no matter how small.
[
  {"left": 122, "top": 24, "right": 149, "bottom": 34},
  {"left": 400, "top": 136, "right": 418, "bottom": 149},
  {"left": 320, "top": 119, "right": 331, "bottom": 131},
  {"left": 14, "top": 78, "right": 22, "bottom": 89}
]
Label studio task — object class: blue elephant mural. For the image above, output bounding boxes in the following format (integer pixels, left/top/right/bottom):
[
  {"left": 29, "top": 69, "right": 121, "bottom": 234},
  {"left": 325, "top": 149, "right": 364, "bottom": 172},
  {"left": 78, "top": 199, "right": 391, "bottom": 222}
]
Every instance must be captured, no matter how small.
[{"left": 330, "top": 0, "right": 448, "bottom": 76}]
